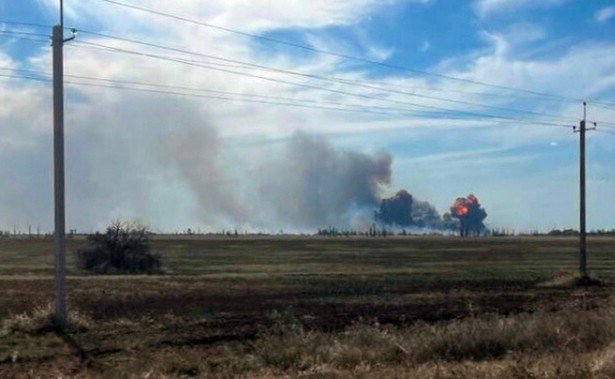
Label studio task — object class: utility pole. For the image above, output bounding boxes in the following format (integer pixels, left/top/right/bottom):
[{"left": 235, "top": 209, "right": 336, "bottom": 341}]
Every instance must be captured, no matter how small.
[
  {"left": 52, "top": 0, "right": 74, "bottom": 326},
  {"left": 573, "top": 102, "right": 596, "bottom": 279}
]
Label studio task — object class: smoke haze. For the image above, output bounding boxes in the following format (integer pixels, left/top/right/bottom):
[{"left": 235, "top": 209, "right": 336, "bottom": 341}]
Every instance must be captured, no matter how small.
[
  {"left": 166, "top": 127, "right": 248, "bottom": 225},
  {"left": 257, "top": 133, "right": 392, "bottom": 229},
  {"left": 168, "top": 131, "right": 393, "bottom": 230}
]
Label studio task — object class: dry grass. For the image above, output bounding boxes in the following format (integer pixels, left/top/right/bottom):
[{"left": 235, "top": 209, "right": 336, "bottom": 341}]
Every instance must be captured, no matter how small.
[
  {"left": 1, "top": 236, "right": 615, "bottom": 377},
  {"left": 538, "top": 271, "right": 604, "bottom": 288},
  {"left": 1, "top": 302, "right": 92, "bottom": 335},
  {"left": 2, "top": 294, "right": 615, "bottom": 378},
  {"left": 70, "top": 304, "right": 614, "bottom": 379},
  {"left": 245, "top": 307, "right": 615, "bottom": 373}
]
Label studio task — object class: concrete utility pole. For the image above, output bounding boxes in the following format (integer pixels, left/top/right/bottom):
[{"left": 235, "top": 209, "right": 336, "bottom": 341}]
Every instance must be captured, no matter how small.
[
  {"left": 52, "top": 0, "right": 74, "bottom": 326},
  {"left": 574, "top": 102, "right": 596, "bottom": 279}
]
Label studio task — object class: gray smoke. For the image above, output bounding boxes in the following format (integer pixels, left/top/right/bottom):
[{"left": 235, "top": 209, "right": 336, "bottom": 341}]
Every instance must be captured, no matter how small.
[
  {"left": 257, "top": 133, "right": 392, "bottom": 229},
  {"left": 168, "top": 131, "right": 392, "bottom": 230},
  {"left": 165, "top": 127, "right": 247, "bottom": 225}
]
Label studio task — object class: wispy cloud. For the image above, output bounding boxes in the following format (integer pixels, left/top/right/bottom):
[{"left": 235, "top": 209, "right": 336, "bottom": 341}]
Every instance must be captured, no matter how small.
[
  {"left": 38, "top": 0, "right": 431, "bottom": 32},
  {"left": 2, "top": 0, "right": 614, "bottom": 232},
  {"left": 595, "top": 6, "right": 615, "bottom": 23},
  {"left": 475, "top": 0, "right": 566, "bottom": 17}
]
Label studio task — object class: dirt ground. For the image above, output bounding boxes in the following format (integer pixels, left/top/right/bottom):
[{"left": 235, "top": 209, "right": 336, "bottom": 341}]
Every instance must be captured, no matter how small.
[{"left": 0, "top": 236, "right": 613, "bottom": 377}]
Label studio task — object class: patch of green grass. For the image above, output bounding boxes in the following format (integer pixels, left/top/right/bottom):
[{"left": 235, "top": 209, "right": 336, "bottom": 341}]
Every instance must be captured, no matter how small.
[{"left": 0, "top": 236, "right": 613, "bottom": 280}]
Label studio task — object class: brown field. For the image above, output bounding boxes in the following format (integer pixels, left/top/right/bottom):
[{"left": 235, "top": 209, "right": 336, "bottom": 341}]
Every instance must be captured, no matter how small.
[{"left": 0, "top": 236, "right": 614, "bottom": 378}]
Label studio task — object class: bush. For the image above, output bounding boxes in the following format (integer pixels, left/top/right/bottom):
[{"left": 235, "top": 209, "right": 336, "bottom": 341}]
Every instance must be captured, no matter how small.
[{"left": 76, "top": 221, "right": 162, "bottom": 274}]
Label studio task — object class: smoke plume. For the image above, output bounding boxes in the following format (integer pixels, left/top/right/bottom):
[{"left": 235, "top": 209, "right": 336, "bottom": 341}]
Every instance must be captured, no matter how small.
[
  {"left": 450, "top": 194, "right": 488, "bottom": 236},
  {"left": 375, "top": 190, "right": 413, "bottom": 226},
  {"left": 257, "top": 133, "right": 392, "bottom": 228},
  {"left": 166, "top": 127, "right": 248, "bottom": 224},
  {"left": 375, "top": 190, "right": 456, "bottom": 231},
  {"left": 168, "top": 131, "right": 392, "bottom": 230}
]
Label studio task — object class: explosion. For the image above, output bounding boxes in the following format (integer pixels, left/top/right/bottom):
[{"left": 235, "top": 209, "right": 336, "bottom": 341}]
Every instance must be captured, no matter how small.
[
  {"left": 374, "top": 190, "right": 413, "bottom": 227},
  {"left": 450, "top": 194, "right": 487, "bottom": 237},
  {"left": 374, "top": 190, "right": 457, "bottom": 231}
]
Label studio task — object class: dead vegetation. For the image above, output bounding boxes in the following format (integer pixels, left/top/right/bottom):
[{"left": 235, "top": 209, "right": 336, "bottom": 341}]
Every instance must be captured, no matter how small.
[
  {"left": 1, "top": 302, "right": 92, "bottom": 336},
  {"left": 1, "top": 236, "right": 614, "bottom": 377},
  {"left": 0, "top": 300, "right": 615, "bottom": 379},
  {"left": 1, "top": 293, "right": 614, "bottom": 378}
]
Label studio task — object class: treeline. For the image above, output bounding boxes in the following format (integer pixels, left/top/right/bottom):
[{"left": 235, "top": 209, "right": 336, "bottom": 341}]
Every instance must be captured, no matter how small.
[
  {"left": 490, "top": 228, "right": 615, "bottom": 237},
  {"left": 0, "top": 230, "right": 52, "bottom": 239},
  {"left": 316, "top": 225, "right": 454, "bottom": 237}
]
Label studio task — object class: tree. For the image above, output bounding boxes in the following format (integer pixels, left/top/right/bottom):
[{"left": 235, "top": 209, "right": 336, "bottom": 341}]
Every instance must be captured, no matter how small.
[{"left": 76, "top": 220, "right": 162, "bottom": 275}]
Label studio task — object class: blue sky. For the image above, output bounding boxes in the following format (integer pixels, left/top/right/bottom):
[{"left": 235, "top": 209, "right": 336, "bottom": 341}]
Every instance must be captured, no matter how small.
[{"left": 0, "top": 0, "right": 614, "bottom": 232}]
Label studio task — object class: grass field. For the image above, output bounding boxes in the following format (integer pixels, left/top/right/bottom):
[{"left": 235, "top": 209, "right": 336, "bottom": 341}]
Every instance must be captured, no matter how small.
[{"left": 0, "top": 236, "right": 614, "bottom": 378}]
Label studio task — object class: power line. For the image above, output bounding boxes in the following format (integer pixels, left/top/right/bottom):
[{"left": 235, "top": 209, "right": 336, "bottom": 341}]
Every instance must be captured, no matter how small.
[
  {"left": 68, "top": 40, "right": 484, "bottom": 115},
  {"left": 0, "top": 20, "right": 51, "bottom": 30},
  {"left": 0, "top": 35, "right": 50, "bottom": 45},
  {"left": 0, "top": 72, "right": 437, "bottom": 117},
  {"left": 330, "top": 76, "right": 576, "bottom": 103},
  {"left": 0, "top": 33, "right": 593, "bottom": 128},
  {"left": 591, "top": 103, "right": 615, "bottom": 112},
  {"left": 2, "top": 17, "right": 615, "bottom": 110},
  {"left": 62, "top": 70, "right": 615, "bottom": 125},
  {"left": 0, "top": 67, "right": 544, "bottom": 124},
  {"left": 0, "top": 73, "right": 51, "bottom": 83},
  {"left": 72, "top": 29, "right": 580, "bottom": 124},
  {"left": 0, "top": 30, "right": 51, "bottom": 44},
  {"left": 91, "top": 0, "right": 601, "bottom": 103},
  {"left": 0, "top": 20, "right": 615, "bottom": 107},
  {"left": 0, "top": 71, "right": 525, "bottom": 121},
  {"left": 0, "top": 69, "right": 427, "bottom": 116},
  {"left": 0, "top": 30, "right": 48, "bottom": 38},
  {"left": 51, "top": 73, "right": 475, "bottom": 116},
  {"left": 66, "top": 81, "right": 416, "bottom": 116},
  {"left": 67, "top": 39, "right": 578, "bottom": 127},
  {"left": 0, "top": 71, "right": 573, "bottom": 130},
  {"left": 69, "top": 36, "right": 615, "bottom": 124}
]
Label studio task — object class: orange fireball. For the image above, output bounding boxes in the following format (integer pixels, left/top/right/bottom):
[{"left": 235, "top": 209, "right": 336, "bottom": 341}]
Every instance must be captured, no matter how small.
[
  {"left": 451, "top": 195, "right": 482, "bottom": 218},
  {"left": 450, "top": 194, "right": 487, "bottom": 237},
  {"left": 456, "top": 205, "right": 469, "bottom": 216}
]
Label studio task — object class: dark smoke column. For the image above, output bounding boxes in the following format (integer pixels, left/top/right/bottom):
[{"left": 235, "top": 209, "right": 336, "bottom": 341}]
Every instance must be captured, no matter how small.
[
  {"left": 450, "top": 194, "right": 487, "bottom": 237},
  {"left": 375, "top": 190, "right": 413, "bottom": 226}
]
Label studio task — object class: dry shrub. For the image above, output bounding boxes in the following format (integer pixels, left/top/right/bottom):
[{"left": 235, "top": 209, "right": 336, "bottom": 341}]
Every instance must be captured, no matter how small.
[
  {"left": 76, "top": 220, "right": 162, "bottom": 275},
  {"left": 1, "top": 302, "right": 92, "bottom": 335}
]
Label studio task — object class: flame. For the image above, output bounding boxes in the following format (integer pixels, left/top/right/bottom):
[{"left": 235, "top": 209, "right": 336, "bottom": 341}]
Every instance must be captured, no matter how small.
[
  {"left": 451, "top": 195, "right": 479, "bottom": 218},
  {"left": 456, "top": 205, "right": 469, "bottom": 216},
  {"left": 450, "top": 194, "right": 487, "bottom": 237}
]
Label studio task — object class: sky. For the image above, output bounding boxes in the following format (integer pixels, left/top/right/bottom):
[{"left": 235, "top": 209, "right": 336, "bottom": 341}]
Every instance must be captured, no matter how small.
[{"left": 0, "top": 0, "right": 614, "bottom": 233}]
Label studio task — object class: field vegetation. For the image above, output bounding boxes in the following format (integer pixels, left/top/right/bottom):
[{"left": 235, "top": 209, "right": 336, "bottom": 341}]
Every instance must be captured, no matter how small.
[{"left": 0, "top": 236, "right": 614, "bottom": 378}]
